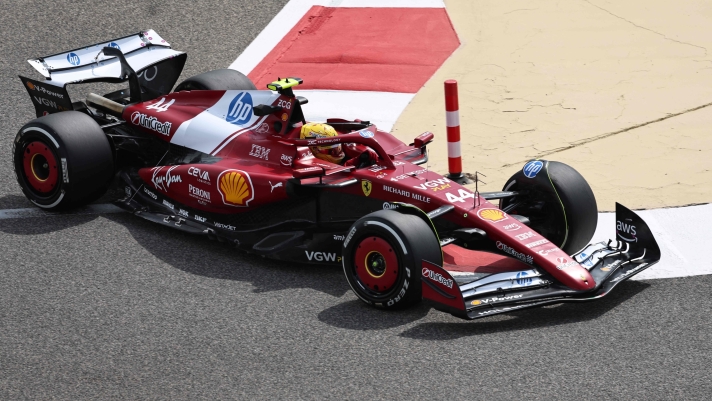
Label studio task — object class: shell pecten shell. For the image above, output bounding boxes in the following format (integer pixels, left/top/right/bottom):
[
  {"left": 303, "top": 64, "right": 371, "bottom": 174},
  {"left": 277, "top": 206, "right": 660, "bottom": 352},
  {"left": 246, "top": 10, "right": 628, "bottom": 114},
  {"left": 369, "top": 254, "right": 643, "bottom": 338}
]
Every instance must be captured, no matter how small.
[
  {"left": 478, "top": 208, "right": 505, "bottom": 222},
  {"left": 220, "top": 171, "right": 251, "bottom": 205}
]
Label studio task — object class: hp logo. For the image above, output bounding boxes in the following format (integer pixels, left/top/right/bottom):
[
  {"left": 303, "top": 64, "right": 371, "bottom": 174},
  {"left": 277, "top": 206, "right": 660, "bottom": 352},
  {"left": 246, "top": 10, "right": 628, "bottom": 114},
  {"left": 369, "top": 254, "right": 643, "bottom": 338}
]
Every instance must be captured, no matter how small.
[
  {"left": 108, "top": 42, "right": 121, "bottom": 50},
  {"left": 67, "top": 52, "right": 80, "bottom": 66},
  {"left": 226, "top": 92, "right": 253, "bottom": 125},
  {"left": 516, "top": 271, "right": 532, "bottom": 286},
  {"left": 522, "top": 160, "right": 544, "bottom": 178}
]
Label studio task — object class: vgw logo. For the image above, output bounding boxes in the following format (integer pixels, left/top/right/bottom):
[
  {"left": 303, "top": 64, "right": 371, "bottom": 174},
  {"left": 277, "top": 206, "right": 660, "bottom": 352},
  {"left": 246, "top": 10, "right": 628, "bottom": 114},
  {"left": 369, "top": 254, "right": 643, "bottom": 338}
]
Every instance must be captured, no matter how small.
[
  {"left": 67, "top": 52, "right": 80, "bottom": 66},
  {"left": 305, "top": 251, "right": 340, "bottom": 262},
  {"left": 226, "top": 92, "right": 253, "bottom": 125}
]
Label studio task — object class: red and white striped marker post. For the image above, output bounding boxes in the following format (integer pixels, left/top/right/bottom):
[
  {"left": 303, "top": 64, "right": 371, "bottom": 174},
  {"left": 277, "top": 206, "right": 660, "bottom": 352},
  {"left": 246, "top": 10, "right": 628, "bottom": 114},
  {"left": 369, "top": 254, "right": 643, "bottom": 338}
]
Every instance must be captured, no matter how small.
[{"left": 444, "top": 80, "right": 469, "bottom": 183}]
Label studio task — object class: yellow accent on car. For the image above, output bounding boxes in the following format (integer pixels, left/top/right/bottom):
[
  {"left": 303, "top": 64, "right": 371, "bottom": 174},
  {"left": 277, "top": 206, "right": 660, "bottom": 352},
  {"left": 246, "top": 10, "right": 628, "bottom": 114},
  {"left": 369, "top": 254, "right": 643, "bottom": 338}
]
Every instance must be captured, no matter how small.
[{"left": 267, "top": 77, "right": 303, "bottom": 91}]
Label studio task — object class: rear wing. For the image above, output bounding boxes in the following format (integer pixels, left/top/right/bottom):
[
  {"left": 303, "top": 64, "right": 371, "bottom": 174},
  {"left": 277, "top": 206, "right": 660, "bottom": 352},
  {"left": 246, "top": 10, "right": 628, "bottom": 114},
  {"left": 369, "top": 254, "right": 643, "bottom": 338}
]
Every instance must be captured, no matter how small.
[{"left": 20, "top": 29, "right": 186, "bottom": 117}]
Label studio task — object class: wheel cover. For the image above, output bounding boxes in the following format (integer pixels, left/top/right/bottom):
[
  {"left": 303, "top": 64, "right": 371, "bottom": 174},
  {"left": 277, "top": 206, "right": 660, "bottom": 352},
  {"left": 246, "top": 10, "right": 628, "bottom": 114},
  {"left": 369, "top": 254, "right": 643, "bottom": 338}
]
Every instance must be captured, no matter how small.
[
  {"left": 22, "top": 141, "right": 59, "bottom": 194},
  {"left": 354, "top": 236, "right": 399, "bottom": 293}
]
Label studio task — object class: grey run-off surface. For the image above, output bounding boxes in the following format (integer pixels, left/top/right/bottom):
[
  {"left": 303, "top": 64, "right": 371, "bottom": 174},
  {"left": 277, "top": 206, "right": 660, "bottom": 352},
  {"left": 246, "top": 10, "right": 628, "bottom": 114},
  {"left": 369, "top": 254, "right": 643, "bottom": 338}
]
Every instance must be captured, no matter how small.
[{"left": 0, "top": 1, "right": 710, "bottom": 400}]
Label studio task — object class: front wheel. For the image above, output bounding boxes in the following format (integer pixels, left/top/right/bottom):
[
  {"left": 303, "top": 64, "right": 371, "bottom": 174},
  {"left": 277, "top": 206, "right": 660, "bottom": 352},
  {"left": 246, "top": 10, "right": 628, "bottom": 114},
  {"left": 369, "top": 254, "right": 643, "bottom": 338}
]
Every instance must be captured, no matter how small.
[
  {"left": 500, "top": 160, "right": 597, "bottom": 254},
  {"left": 342, "top": 210, "right": 442, "bottom": 310}
]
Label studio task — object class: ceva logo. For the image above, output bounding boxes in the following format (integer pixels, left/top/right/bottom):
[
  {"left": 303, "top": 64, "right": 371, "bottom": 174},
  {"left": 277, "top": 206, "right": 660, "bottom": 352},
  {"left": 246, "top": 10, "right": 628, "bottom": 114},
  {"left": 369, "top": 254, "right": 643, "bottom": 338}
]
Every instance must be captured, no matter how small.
[
  {"left": 226, "top": 92, "right": 253, "bottom": 125},
  {"left": 67, "top": 52, "right": 80, "bottom": 66}
]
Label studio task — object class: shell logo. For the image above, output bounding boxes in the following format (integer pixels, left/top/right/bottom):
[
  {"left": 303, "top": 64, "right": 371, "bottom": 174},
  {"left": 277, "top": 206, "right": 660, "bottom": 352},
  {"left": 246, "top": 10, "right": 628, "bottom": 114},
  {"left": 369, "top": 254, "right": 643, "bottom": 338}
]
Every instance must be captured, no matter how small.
[
  {"left": 471, "top": 300, "right": 481, "bottom": 306},
  {"left": 27, "top": 82, "right": 35, "bottom": 90},
  {"left": 217, "top": 169, "right": 255, "bottom": 207},
  {"left": 477, "top": 208, "right": 507, "bottom": 223}
]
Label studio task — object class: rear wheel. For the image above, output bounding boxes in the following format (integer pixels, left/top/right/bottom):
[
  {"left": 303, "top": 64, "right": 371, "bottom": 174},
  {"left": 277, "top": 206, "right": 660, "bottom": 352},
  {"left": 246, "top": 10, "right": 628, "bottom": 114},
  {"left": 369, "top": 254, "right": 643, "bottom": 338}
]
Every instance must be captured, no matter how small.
[
  {"left": 500, "top": 160, "right": 597, "bottom": 254},
  {"left": 174, "top": 69, "right": 256, "bottom": 91},
  {"left": 13, "top": 111, "right": 114, "bottom": 210},
  {"left": 342, "top": 210, "right": 442, "bottom": 310}
]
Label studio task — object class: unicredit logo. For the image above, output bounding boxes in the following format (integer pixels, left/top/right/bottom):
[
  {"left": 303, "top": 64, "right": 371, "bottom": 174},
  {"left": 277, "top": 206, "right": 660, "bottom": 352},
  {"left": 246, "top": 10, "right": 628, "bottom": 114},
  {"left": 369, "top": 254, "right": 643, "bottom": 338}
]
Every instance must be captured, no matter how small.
[
  {"left": 130, "top": 111, "right": 172, "bottom": 136},
  {"left": 422, "top": 267, "right": 454, "bottom": 289}
]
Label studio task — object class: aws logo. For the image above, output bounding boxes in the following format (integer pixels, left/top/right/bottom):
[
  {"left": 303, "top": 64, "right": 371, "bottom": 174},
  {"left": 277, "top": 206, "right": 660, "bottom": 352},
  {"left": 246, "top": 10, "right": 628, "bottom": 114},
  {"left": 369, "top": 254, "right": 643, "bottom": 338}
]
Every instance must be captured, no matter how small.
[
  {"left": 616, "top": 219, "right": 637, "bottom": 242},
  {"left": 218, "top": 169, "right": 254, "bottom": 207}
]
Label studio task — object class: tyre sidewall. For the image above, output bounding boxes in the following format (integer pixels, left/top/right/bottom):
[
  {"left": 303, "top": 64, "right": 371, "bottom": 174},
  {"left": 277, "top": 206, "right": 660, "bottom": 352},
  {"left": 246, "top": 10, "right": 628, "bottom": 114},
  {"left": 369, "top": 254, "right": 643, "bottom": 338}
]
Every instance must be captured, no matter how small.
[
  {"left": 342, "top": 210, "right": 442, "bottom": 310},
  {"left": 501, "top": 160, "right": 597, "bottom": 254},
  {"left": 14, "top": 112, "right": 114, "bottom": 209}
]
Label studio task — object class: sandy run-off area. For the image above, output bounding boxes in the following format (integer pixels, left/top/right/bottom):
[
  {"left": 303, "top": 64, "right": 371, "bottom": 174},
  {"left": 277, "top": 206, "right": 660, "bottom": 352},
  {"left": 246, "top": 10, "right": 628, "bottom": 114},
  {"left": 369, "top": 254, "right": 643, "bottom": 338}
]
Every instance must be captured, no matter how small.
[{"left": 391, "top": 0, "right": 712, "bottom": 211}]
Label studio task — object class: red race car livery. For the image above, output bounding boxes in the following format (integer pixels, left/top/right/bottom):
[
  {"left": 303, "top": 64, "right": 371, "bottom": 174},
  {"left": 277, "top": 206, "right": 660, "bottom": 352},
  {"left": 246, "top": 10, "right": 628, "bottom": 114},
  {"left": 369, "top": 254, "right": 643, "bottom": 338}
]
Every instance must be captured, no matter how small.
[{"left": 13, "top": 31, "right": 661, "bottom": 320}]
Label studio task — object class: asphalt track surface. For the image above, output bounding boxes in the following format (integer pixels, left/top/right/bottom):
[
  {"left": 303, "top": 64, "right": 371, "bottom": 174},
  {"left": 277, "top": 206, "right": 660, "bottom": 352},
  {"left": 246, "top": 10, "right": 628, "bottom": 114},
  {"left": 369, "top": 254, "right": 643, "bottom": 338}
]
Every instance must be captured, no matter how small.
[{"left": 0, "top": 2, "right": 710, "bottom": 400}]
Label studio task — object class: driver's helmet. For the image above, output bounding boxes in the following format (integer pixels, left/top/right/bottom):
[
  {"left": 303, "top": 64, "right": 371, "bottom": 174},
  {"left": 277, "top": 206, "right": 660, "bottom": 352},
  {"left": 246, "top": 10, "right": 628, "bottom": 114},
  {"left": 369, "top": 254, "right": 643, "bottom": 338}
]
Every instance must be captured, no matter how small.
[{"left": 300, "top": 122, "right": 345, "bottom": 164}]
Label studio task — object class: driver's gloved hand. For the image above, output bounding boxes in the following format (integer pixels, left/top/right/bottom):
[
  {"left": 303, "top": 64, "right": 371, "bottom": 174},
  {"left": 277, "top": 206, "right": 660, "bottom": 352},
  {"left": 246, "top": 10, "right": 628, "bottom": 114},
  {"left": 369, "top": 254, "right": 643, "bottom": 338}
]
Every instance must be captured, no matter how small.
[{"left": 344, "top": 148, "right": 378, "bottom": 168}]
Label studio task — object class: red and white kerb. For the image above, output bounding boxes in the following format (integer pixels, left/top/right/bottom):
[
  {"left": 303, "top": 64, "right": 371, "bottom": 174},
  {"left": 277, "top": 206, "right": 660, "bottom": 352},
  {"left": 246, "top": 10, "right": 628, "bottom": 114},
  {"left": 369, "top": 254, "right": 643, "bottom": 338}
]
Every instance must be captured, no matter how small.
[{"left": 444, "top": 80, "right": 461, "bottom": 176}]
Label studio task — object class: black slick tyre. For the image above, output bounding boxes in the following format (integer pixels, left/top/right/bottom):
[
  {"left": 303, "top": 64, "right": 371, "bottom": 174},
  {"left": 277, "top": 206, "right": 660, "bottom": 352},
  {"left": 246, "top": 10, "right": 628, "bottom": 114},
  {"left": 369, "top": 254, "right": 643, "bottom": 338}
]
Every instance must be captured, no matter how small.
[
  {"left": 342, "top": 210, "right": 442, "bottom": 310},
  {"left": 13, "top": 111, "right": 114, "bottom": 210},
  {"left": 174, "top": 69, "right": 256, "bottom": 91},
  {"left": 500, "top": 160, "right": 597, "bottom": 254}
]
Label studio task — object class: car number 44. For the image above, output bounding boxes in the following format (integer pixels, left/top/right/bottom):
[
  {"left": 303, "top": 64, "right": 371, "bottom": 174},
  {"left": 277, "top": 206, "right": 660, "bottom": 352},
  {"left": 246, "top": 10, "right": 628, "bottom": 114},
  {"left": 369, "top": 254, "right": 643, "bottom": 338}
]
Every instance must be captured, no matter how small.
[
  {"left": 146, "top": 97, "right": 174, "bottom": 112},
  {"left": 446, "top": 189, "right": 476, "bottom": 203}
]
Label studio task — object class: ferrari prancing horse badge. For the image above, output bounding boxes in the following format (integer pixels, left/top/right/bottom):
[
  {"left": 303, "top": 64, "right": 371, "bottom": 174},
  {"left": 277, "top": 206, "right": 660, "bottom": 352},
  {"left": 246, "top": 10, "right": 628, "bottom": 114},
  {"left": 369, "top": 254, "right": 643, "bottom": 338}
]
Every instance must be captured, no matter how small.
[{"left": 361, "top": 179, "right": 372, "bottom": 197}]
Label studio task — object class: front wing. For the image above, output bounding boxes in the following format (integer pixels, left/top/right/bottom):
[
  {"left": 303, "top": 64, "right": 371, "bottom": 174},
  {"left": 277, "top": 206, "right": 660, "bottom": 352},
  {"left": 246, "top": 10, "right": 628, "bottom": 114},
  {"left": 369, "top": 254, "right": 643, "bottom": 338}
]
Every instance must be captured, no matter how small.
[{"left": 421, "top": 203, "right": 661, "bottom": 320}]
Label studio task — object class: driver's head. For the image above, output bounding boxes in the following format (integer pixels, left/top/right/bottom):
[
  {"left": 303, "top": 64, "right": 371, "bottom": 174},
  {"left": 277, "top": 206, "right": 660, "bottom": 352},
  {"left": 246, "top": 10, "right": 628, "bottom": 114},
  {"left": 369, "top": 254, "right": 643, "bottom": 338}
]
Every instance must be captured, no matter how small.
[{"left": 300, "top": 122, "right": 345, "bottom": 164}]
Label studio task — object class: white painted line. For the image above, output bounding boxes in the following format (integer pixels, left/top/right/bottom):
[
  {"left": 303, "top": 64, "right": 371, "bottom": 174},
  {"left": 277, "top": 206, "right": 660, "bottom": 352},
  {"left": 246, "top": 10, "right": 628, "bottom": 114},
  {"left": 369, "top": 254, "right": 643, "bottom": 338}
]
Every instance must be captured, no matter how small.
[
  {"left": 0, "top": 203, "right": 124, "bottom": 220},
  {"left": 335, "top": 0, "right": 444, "bottom": 6},
  {"left": 296, "top": 90, "right": 414, "bottom": 132},
  {"left": 1, "top": 200, "right": 707, "bottom": 280},
  {"left": 230, "top": 0, "right": 320, "bottom": 74},
  {"left": 229, "top": 0, "right": 444, "bottom": 74},
  {"left": 590, "top": 203, "right": 712, "bottom": 280}
]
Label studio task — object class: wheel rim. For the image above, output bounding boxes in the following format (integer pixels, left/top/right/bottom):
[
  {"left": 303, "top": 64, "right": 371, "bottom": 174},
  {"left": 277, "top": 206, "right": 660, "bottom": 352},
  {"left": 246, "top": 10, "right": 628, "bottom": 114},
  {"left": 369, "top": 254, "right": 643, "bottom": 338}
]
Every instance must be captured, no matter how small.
[
  {"left": 354, "top": 236, "right": 399, "bottom": 294},
  {"left": 22, "top": 141, "right": 59, "bottom": 194}
]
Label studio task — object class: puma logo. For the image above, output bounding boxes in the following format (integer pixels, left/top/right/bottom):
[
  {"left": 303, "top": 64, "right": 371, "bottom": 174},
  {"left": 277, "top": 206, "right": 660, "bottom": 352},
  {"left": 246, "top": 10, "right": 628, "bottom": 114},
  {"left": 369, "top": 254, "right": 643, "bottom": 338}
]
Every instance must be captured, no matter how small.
[{"left": 269, "top": 181, "right": 283, "bottom": 193}]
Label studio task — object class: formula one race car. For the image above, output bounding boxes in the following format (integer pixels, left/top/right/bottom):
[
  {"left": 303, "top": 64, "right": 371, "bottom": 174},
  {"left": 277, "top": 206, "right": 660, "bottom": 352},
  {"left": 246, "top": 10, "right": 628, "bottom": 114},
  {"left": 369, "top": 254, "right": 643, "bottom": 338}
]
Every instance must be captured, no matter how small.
[{"left": 14, "top": 31, "right": 661, "bottom": 319}]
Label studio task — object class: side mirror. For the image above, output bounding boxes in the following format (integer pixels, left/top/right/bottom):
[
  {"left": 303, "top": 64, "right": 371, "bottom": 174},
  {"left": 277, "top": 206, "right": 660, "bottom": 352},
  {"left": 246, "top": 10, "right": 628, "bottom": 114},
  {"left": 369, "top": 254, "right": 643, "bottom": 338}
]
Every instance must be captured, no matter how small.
[
  {"left": 253, "top": 104, "right": 281, "bottom": 117},
  {"left": 413, "top": 131, "right": 434, "bottom": 148},
  {"left": 292, "top": 166, "right": 325, "bottom": 179}
]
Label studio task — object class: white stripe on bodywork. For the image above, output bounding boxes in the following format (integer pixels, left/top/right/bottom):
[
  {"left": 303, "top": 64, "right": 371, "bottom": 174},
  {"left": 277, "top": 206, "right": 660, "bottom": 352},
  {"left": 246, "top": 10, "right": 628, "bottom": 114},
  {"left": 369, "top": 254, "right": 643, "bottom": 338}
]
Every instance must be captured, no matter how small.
[
  {"left": 210, "top": 115, "right": 268, "bottom": 155},
  {"left": 169, "top": 90, "right": 279, "bottom": 155}
]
